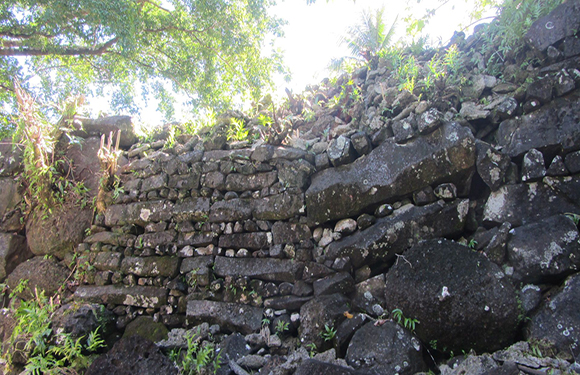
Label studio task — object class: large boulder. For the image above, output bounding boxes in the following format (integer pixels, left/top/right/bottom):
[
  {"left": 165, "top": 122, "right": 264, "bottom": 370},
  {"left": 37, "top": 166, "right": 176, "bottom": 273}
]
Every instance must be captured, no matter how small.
[
  {"left": 72, "top": 116, "right": 138, "bottom": 148},
  {"left": 6, "top": 256, "right": 69, "bottom": 299},
  {"left": 306, "top": 122, "right": 475, "bottom": 224},
  {"left": 345, "top": 321, "right": 426, "bottom": 375},
  {"left": 384, "top": 239, "right": 520, "bottom": 353},
  {"left": 0, "top": 233, "right": 30, "bottom": 281},
  {"left": 496, "top": 94, "right": 580, "bottom": 158},
  {"left": 104, "top": 200, "right": 174, "bottom": 227},
  {"left": 507, "top": 214, "right": 580, "bottom": 283},
  {"left": 326, "top": 199, "right": 469, "bottom": 268},
  {"left": 86, "top": 335, "right": 177, "bottom": 375},
  {"left": 26, "top": 205, "right": 93, "bottom": 259},
  {"left": 525, "top": 273, "right": 580, "bottom": 360}
]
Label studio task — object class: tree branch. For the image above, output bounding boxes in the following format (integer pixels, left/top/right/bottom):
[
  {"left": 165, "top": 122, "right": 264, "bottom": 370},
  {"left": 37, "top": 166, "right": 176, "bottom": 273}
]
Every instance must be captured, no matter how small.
[{"left": 0, "top": 37, "right": 118, "bottom": 56}]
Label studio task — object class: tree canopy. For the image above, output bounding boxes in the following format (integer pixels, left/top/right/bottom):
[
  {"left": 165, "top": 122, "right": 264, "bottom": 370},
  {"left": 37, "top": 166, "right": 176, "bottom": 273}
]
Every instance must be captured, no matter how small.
[{"left": 0, "top": 0, "right": 284, "bottom": 122}]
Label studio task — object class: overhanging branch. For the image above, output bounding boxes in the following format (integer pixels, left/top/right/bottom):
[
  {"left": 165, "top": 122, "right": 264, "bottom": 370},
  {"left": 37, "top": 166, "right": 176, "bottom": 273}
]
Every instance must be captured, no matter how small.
[{"left": 0, "top": 37, "right": 118, "bottom": 56}]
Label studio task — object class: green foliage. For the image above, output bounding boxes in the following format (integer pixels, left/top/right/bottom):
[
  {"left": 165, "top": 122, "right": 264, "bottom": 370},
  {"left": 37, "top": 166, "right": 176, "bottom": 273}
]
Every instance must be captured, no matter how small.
[
  {"left": 0, "top": 0, "right": 284, "bottom": 119},
  {"left": 392, "top": 308, "right": 419, "bottom": 331},
  {"left": 171, "top": 330, "right": 222, "bottom": 375},
  {"left": 226, "top": 118, "right": 250, "bottom": 142},
  {"left": 3, "top": 282, "right": 106, "bottom": 374},
  {"left": 480, "top": 0, "right": 563, "bottom": 73},
  {"left": 275, "top": 320, "right": 289, "bottom": 335},
  {"left": 319, "top": 323, "right": 337, "bottom": 342},
  {"left": 467, "top": 239, "right": 478, "bottom": 249},
  {"left": 306, "top": 342, "right": 318, "bottom": 357}
]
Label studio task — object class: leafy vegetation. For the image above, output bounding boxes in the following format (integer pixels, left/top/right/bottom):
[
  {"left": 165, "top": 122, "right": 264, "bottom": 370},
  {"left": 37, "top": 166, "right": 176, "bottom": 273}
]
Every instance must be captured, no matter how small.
[
  {"left": 392, "top": 308, "right": 419, "bottom": 331},
  {"left": 170, "top": 330, "right": 222, "bottom": 375},
  {"left": 0, "top": 0, "right": 285, "bottom": 121},
  {"left": 2, "top": 281, "right": 106, "bottom": 374},
  {"left": 319, "top": 323, "right": 337, "bottom": 342}
]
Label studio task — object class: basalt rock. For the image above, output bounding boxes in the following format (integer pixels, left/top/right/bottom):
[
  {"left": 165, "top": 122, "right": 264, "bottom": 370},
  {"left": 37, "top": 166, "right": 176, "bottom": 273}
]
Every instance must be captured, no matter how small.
[
  {"left": 186, "top": 300, "right": 263, "bottom": 334},
  {"left": 306, "top": 122, "right": 475, "bottom": 224},
  {"left": 325, "top": 199, "right": 469, "bottom": 268},
  {"left": 496, "top": 94, "right": 580, "bottom": 158},
  {"left": 74, "top": 285, "right": 168, "bottom": 308},
  {"left": 384, "top": 239, "right": 520, "bottom": 353}
]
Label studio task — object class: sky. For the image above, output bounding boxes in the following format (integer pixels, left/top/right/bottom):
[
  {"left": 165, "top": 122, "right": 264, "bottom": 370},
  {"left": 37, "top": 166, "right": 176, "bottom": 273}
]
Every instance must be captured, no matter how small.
[{"left": 90, "top": 0, "right": 498, "bottom": 128}]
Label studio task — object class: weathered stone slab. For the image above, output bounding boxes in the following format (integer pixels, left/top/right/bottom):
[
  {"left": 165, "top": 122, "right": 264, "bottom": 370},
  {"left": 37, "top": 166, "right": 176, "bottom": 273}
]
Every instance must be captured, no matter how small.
[
  {"left": 93, "top": 252, "right": 123, "bottom": 271},
  {"left": 496, "top": 95, "right": 580, "bottom": 158},
  {"left": 105, "top": 200, "right": 174, "bottom": 226},
  {"left": 305, "top": 122, "right": 475, "bottom": 224},
  {"left": 84, "top": 231, "right": 136, "bottom": 247},
  {"left": 483, "top": 181, "right": 580, "bottom": 227},
  {"left": 177, "top": 231, "right": 217, "bottom": 247},
  {"left": 209, "top": 199, "right": 252, "bottom": 223},
  {"left": 326, "top": 199, "right": 469, "bottom": 268},
  {"left": 271, "top": 222, "right": 311, "bottom": 245},
  {"left": 218, "top": 232, "right": 271, "bottom": 250},
  {"left": 525, "top": 273, "right": 580, "bottom": 359},
  {"left": 74, "top": 285, "right": 167, "bottom": 308},
  {"left": 186, "top": 300, "right": 263, "bottom": 334},
  {"left": 202, "top": 149, "right": 252, "bottom": 162},
  {"left": 121, "top": 256, "right": 180, "bottom": 277},
  {"left": 73, "top": 116, "right": 138, "bottom": 147},
  {"left": 168, "top": 171, "right": 201, "bottom": 190},
  {"left": 507, "top": 215, "right": 580, "bottom": 283},
  {"left": 180, "top": 256, "right": 214, "bottom": 287},
  {"left": 252, "top": 193, "right": 304, "bottom": 221},
  {"left": 173, "top": 198, "right": 210, "bottom": 222},
  {"left": 213, "top": 256, "right": 300, "bottom": 282},
  {"left": 224, "top": 171, "right": 277, "bottom": 192},
  {"left": 525, "top": 1, "right": 580, "bottom": 51},
  {"left": 251, "top": 145, "right": 307, "bottom": 162},
  {"left": 136, "top": 230, "right": 176, "bottom": 248}
]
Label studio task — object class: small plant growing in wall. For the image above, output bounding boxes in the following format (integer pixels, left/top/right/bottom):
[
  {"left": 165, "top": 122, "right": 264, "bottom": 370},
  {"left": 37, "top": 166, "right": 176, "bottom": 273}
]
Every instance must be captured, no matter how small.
[
  {"left": 275, "top": 320, "right": 289, "bottom": 335},
  {"left": 319, "top": 323, "right": 337, "bottom": 342},
  {"left": 392, "top": 308, "right": 419, "bottom": 331}
]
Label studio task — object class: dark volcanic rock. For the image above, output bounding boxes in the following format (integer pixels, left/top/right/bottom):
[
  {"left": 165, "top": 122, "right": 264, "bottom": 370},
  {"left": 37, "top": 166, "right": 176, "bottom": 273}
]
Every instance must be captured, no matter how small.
[
  {"left": 525, "top": 1, "right": 580, "bottom": 52},
  {"left": 213, "top": 257, "right": 299, "bottom": 282},
  {"left": 384, "top": 239, "right": 520, "bottom": 353},
  {"left": 26, "top": 205, "right": 93, "bottom": 259},
  {"left": 325, "top": 200, "right": 469, "bottom": 267},
  {"left": 86, "top": 335, "right": 177, "bottom": 375},
  {"left": 313, "top": 272, "right": 355, "bottom": 297},
  {"left": 73, "top": 116, "right": 138, "bottom": 148},
  {"left": 123, "top": 316, "right": 169, "bottom": 342},
  {"left": 299, "top": 293, "right": 350, "bottom": 350},
  {"left": 507, "top": 214, "right": 580, "bottom": 283},
  {"left": 209, "top": 198, "right": 252, "bottom": 223},
  {"left": 496, "top": 94, "right": 580, "bottom": 158},
  {"left": 328, "top": 135, "right": 357, "bottom": 167},
  {"left": 294, "top": 359, "right": 358, "bottom": 375},
  {"left": 346, "top": 321, "right": 426, "bottom": 375},
  {"left": 225, "top": 171, "right": 277, "bottom": 191},
  {"left": 7, "top": 256, "right": 69, "bottom": 299},
  {"left": 218, "top": 232, "right": 271, "bottom": 250},
  {"left": 52, "top": 303, "right": 114, "bottom": 343},
  {"left": 0, "top": 233, "right": 30, "bottom": 281},
  {"left": 521, "top": 149, "right": 546, "bottom": 182},
  {"left": 306, "top": 122, "right": 475, "bottom": 224},
  {"left": 252, "top": 193, "right": 304, "bottom": 221},
  {"left": 173, "top": 198, "right": 210, "bottom": 222},
  {"left": 186, "top": 300, "right": 263, "bottom": 334},
  {"left": 483, "top": 181, "right": 580, "bottom": 226},
  {"left": 525, "top": 273, "right": 580, "bottom": 360},
  {"left": 271, "top": 222, "right": 311, "bottom": 245},
  {"left": 0, "top": 138, "right": 23, "bottom": 176}
]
